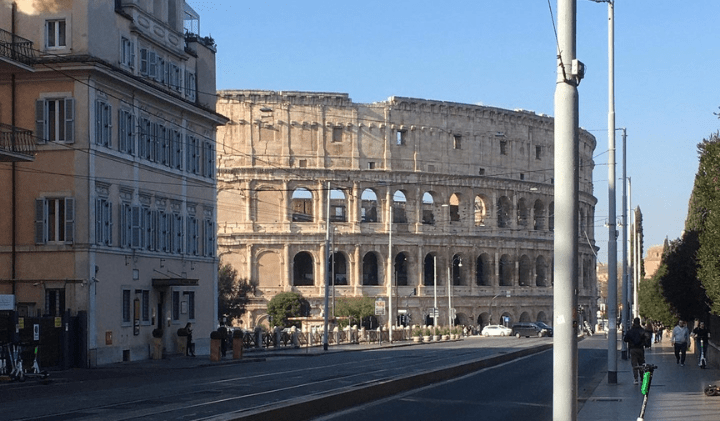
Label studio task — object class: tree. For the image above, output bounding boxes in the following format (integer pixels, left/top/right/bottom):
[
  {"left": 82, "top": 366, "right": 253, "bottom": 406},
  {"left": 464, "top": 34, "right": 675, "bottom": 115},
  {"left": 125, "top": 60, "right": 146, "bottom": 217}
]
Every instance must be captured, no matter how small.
[
  {"left": 638, "top": 265, "right": 675, "bottom": 327},
  {"left": 334, "top": 296, "right": 376, "bottom": 328},
  {"left": 266, "top": 292, "right": 309, "bottom": 328},
  {"left": 218, "top": 263, "right": 255, "bottom": 325}
]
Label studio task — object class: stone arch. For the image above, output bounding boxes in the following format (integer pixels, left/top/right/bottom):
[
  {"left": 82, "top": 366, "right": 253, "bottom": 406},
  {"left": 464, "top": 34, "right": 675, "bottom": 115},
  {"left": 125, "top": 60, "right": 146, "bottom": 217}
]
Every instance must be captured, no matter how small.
[
  {"left": 519, "top": 311, "right": 532, "bottom": 322},
  {"left": 330, "top": 188, "right": 347, "bottom": 222},
  {"left": 423, "top": 253, "right": 439, "bottom": 286},
  {"left": 291, "top": 187, "right": 313, "bottom": 222},
  {"left": 533, "top": 199, "right": 546, "bottom": 230},
  {"left": 449, "top": 193, "right": 461, "bottom": 222},
  {"left": 331, "top": 251, "right": 348, "bottom": 285},
  {"left": 474, "top": 195, "right": 487, "bottom": 226},
  {"left": 499, "top": 254, "right": 513, "bottom": 286},
  {"left": 517, "top": 198, "right": 528, "bottom": 228},
  {"left": 392, "top": 190, "right": 408, "bottom": 223},
  {"left": 497, "top": 196, "right": 512, "bottom": 228},
  {"left": 537, "top": 311, "right": 549, "bottom": 324},
  {"left": 361, "top": 188, "right": 379, "bottom": 223},
  {"left": 518, "top": 254, "right": 532, "bottom": 286},
  {"left": 476, "top": 253, "right": 492, "bottom": 286},
  {"left": 293, "top": 251, "right": 314, "bottom": 286},
  {"left": 500, "top": 312, "right": 513, "bottom": 327},
  {"left": 257, "top": 250, "right": 281, "bottom": 288},
  {"left": 451, "top": 253, "right": 465, "bottom": 286},
  {"left": 421, "top": 191, "right": 436, "bottom": 225},
  {"left": 535, "top": 255, "right": 548, "bottom": 287},
  {"left": 394, "top": 252, "right": 409, "bottom": 286},
  {"left": 477, "top": 312, "right": 490, "bottom": 328},
  {"left": 362, "top": 251, "right": 380, "bottom": 286}
]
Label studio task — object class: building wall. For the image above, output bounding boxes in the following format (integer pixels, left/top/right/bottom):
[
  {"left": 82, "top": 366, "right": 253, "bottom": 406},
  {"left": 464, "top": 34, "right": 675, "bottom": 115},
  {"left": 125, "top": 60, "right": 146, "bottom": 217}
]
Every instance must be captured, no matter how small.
[
  {"left": 0, "top": 0, "right": 225, "bottom": 365},
  {"left": 216, "top": 91, "right": 598, "bottom": 330}
]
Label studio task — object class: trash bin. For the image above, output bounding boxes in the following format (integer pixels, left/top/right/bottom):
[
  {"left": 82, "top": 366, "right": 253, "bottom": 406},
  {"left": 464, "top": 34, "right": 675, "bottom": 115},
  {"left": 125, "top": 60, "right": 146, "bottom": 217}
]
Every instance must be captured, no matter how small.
[
  {"left": 232, "top": 329, "right": 244, "bottom": 359},
  {"left": 210, "top": 331, "right": 223, "bottom": 361},
  {"left": 176, "top": 328, "right": 188, "bottom": 356},
  {"left": 152, "top": 329, "right": 164, "bottom": 360}
]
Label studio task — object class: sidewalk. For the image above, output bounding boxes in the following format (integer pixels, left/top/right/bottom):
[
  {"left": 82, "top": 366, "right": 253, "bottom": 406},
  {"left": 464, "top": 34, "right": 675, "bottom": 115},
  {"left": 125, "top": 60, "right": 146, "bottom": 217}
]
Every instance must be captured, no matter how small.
[{"left": 579, "top": 338, "right": 720, "bottom": 420}]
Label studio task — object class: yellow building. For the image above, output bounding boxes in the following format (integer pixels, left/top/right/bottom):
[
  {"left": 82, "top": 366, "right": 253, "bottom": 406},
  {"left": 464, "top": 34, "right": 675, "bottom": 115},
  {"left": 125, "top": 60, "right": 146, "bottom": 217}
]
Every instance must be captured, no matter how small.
[{"left": 0, "top": 0, "right": 226, "bottom": 366}]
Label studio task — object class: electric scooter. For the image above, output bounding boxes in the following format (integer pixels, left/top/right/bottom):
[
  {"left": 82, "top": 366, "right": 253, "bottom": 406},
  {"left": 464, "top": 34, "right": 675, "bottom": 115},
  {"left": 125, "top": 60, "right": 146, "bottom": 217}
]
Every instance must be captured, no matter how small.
[
  {"left": 636, "top": 363, "right": 658, "bottom": 421},
  {"left": 698, "top": 338, "right": 707, "bottom": 369}
]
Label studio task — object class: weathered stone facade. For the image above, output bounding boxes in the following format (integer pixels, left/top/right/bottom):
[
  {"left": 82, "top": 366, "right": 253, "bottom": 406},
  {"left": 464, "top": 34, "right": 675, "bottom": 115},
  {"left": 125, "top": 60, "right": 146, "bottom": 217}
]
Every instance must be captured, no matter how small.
[{"left": 216, "top": 91, "right": 598, "bottom": 330}]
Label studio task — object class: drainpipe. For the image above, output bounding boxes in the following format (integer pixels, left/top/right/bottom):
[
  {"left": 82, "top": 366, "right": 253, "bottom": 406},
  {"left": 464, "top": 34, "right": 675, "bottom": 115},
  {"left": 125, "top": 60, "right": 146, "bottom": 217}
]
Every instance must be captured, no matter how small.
[{"left": 11, "top": 2, "right": 18, "bottom": 295}]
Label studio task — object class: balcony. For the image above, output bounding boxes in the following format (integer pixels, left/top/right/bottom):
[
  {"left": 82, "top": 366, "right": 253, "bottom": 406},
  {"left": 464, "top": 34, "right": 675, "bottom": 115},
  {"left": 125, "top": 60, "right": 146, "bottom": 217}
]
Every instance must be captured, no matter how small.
[
  {"left": 0, "top": 28, "right": 35, "bottom": 72},
  {"left": 0, "top": 123, "right": 36, "bottom": 162}
]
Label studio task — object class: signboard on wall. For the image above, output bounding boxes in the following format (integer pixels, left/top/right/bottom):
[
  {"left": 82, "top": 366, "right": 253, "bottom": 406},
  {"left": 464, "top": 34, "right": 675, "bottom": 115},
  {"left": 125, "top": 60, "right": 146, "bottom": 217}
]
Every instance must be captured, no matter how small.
[
  {"left": 0, "top": 294, "right": 14, "bottom": 310},
  {"left": 375, "top": 299, "right": 385, "bottom": 316}
]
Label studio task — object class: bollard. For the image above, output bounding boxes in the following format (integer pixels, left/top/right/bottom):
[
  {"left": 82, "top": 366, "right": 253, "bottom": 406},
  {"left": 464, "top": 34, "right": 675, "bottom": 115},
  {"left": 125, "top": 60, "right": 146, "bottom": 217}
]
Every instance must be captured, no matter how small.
[
  {"left": 209, "top": 331, "right": 223, "bottom": 361},
  {"left": 232, "top": 330, "right": 244, "bottom": 359}
]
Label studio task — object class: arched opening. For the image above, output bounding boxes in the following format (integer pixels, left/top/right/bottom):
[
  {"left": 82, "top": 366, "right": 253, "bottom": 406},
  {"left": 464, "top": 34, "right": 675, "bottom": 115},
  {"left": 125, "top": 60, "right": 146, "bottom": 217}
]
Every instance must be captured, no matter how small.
[
  {"left": 393, "top": 190, "right": 408, "bottom": 223},
  {"left": 291, "top": 188, "right": 313, "bottom": 222},
  {"left": 449, "top": 193, "right": 461, "bottom": 222},
  {"left": 549, "top": 202, "right": 554, "bottom": 231},
  {"left": 330, "top": 189, "right": 347, "bottom": 222},
  {"left": 361, "top": 189, "right": 378, "bottom": 223},
  {"left": 476, "top": 253, "right": 492, "bottom": 286},
  {"left": 518, "top": 255, "right": 532, "bottom": 287},
  {"left": 394, "top": 252, "right": 409, "bottom": 286},
  {"left": 362, "top": 252, "right": 380, "bottom": 286},
  {"left": 423, "top": 253, "right": 437, "bottom": 286},
  {"left": 474, "top": 196, "right": 487, "bottom": 226},
  {"left": 499, "top": 254, "right": 513, "bottom": 286},
  {"left": 535, "top": 255, "right": 548, "bottom": 287},
  {"left": 421, "top": 192, "right": 435, "bottom": 225},
  {"left": 497, "top": 196, "right": 512, "bottom": 228},
  {"left": 451, "top": 254, "right": 464, "bottom": 286},
  {"left": 477, "top": 312, "right": 490, "bottom": 328},
  {"left": 533, "top": 199, "right": 545, "bottom": 230},
  {"left": 519, "top": 312, "right": 532, "bottom": 322},
  {"left": 331, "top": 252, "right": 347, "bottom": 285},
  {"left": 500, "top": 312, "right": 513, "bottom": 327},
  {"left": 517, "top": 198, "right": 528, "bottom": 227},
  {"left": 293, "top": 251, "right": 314, "bottom": 286},
  {"left": 537, "top": 311, "right": 548, "bottom": 324}
]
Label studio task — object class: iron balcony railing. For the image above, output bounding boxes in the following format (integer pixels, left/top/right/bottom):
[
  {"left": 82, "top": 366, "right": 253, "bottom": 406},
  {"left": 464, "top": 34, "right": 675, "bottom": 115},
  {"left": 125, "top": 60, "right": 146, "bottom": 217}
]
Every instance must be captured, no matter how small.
[
  {"left": 0, "top": 27, "right": 35, "bottom": 66},
  {"left": 0, "top": 123, "right": 36, "bottom": 161}
]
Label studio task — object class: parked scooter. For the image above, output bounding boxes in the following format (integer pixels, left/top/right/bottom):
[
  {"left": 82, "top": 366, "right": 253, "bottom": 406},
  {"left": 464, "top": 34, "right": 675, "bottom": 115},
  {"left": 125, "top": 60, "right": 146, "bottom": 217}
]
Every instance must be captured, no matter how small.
[{"left": 698, "top": 338, "right": 707, "bottom": 369}]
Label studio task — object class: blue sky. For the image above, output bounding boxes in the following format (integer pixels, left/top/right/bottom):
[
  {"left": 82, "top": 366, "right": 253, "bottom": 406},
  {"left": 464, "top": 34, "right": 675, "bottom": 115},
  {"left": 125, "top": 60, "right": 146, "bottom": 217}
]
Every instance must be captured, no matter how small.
[{"left": 189, "top": 0, "right": 720, "bottom": 264}]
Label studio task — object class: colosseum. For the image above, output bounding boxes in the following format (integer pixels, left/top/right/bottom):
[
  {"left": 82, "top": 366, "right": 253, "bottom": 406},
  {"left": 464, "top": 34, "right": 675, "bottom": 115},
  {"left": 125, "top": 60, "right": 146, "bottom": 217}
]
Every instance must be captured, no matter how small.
[{"left": 216, "top": 90, "right": 599, "bottom": 332}]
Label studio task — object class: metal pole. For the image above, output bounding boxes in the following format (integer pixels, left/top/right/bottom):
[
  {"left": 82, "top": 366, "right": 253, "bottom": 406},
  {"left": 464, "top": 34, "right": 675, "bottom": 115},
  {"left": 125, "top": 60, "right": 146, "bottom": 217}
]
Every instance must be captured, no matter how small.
[
  {"left": 620, "top": 128, "right": 628, "bottom": 360},
  {"left": 447, "top": 265, "right": 452, "bottom": 328},
  {"left": 322, "top": 182, "right": 331, "bottom": 351},
  {"left": 554, "top": 0, "right": 579, "bottom": 419},
  {"left": 433, "top": 256, "right": 438, "bottom": 329},
  {"left": 388, "top": 197, "right": 393, "bottom": 342}
]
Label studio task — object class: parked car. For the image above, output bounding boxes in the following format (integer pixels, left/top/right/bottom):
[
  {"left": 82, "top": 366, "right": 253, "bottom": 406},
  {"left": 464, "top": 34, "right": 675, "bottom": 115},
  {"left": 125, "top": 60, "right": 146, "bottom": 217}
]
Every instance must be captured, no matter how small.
[
  {"left": 481, "top": 324, "right": 513, "bottom": 337},
  {"left": 512, "top": 322, "right": 552, "bottom": 338}
]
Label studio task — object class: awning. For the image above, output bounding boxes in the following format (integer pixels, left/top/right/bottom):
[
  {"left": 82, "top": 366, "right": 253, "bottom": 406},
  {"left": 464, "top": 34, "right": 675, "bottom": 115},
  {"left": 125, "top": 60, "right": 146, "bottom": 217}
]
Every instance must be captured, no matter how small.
[{"left": 152, "top": 278, "right": 199, "bottom": 287}]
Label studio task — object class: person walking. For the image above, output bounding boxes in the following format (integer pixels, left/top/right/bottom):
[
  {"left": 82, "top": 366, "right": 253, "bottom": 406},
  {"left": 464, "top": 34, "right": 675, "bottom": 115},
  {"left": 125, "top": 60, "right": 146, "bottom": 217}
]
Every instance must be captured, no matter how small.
[
  {"left": 692, "top": 321, "right": 709, "bottom": 366},
  {"left": 218, "top": 318, "right": 228, "bottom": 358},
  {"left": 185, "top": 322, "right": 195, "bottom": 357},
  {"left": 624, "top": 317, "right": 651, "bottom": 385},
  {"left": 671, "top": 319, "right": 690, "bottom": 366}
]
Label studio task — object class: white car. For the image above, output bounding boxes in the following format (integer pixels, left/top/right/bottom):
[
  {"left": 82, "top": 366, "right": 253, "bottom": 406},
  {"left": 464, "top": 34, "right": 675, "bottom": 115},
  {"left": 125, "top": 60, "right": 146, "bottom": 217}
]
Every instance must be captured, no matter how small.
[{"left": 481, "top": 325, "right": 512, "bottom": 337}]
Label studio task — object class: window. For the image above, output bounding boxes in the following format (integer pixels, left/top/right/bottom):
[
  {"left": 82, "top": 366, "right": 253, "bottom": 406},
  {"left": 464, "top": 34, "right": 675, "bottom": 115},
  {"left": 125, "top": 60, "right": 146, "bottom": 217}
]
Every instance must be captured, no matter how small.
[
  {"left": 95, "top": 100, "right": 112, "bottom": 147},
  {"left": 158, "top": 125, "right": 170, "bottom": 166},
  {"left": 367, "top": 162, "right": 375, "bottom": 169},
  {"left": 500, "top": 140, "right": 507, "bottom": 155},
  {"left": 36, "top": 98, "right": 75, "bottom": 143},
  {"left": 185, "top": 71, "right": 196, "bottom": 101},
  {"left": 172, "top": 213, "right": 183, "bottom": 254},
  {"left": 122, "top": 289, "right": 131, "bottom": 324},
  {"left": 172, "top": 290, "right": 180, "bottom": 321},
  {"left": 144, "top": 208, "right": 158, "bottom": 251},
  {"left": 453, "top": 134, "right": 462, "bottom": 150},
  {"left": 35, "top": 197, "right": 74, "bottom": 244},
  {"left": 121, "top": 37, "right": 134, "bottom": 68},
  {"left": 186, "top": 215, "right": 198, "bottom": 256},
  {"left": 186, "top": 291, "right": 195, "bottom": 320},
  {"left": 170, "top": 129, "right": 182, "bottom": 170},
  {"left": 536, "top": 145, "right": 542, "bottom": 160},
  {"left": 95, "top": 198, "right": 113, "bottom": 246},
  {"left": 186, "top": 135, "right": 200, "bottom": 175},
  {"left": 118, "top": 109, "right": 134, "bottom": 155},
  {"left": 139, "top": 47, "right": 148, "bottom": 75},
  {"left": 141, "top": 290, "right": 150, "bottom": 322},
  {"left": 520, "top": 173, "right": 525, "bottom": 180},
  {"left": 120, "top": 203, "right": 143, "bottom": 249},
  {"left": 478, "top": 168, "right": 485, "bottom": 175},
  {"left": 396, "top": 130, "right": 406, "bottom": 146},
  {"left": 169, "top": 63, "right": 181, "bottom": 91},
  {"left": 138, "top": 118, "right": 157, "bottom": 161},
  {"left": 332, "top": 126, "right": 343, "bottom": 143},
  {"left": 203, "top": 218, "right": 214, "bottom": 257},
  {"left": 202, "top": 140, "right": 214, "bottom": 178},
  {"left": 45, "top": 289, "right": 65, "bottom": 317},
  {"left": 46, "top": 19, "right": 66, "bottom": 49},
  {"left": 158, "top": 210, "right": 170, "bottom": 252}
]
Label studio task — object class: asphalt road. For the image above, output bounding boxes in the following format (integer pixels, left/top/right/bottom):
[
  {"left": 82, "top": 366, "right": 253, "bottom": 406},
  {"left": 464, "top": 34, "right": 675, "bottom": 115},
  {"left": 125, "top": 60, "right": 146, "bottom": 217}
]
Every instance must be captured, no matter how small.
[
  {"left": 0, "top": 336, "right": 606, "bottom": 421},
  {"left": 316, "top": 336, "right": 608, "bottom": 421}
]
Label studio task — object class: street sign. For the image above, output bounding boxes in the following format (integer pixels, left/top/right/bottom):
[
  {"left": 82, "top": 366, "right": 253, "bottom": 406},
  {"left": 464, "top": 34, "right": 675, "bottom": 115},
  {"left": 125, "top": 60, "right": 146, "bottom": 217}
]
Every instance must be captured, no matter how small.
[{"left": 375, "top": 299, "right": 385, "bottom": 316}]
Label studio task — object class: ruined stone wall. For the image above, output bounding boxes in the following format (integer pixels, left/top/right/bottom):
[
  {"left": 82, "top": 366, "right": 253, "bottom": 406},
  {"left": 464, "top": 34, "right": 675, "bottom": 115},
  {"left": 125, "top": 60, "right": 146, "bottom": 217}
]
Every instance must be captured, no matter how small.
[{"left": 216, "top": 91, "right": 598, "bottom": 330}]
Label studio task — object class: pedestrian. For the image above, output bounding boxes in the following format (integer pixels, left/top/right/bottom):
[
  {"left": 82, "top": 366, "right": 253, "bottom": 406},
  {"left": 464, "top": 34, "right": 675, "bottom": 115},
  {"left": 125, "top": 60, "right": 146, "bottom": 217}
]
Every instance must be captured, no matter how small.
[
  {"left": 670, "top": 319, "right": 690, "bottom": 366},
  {"left": 185, "top": 322, "right": 195, "bottom": 357},
  {"left": 218, "top": 318, "right": 228, "bottom": 357},
  {"left": 623, "top": 317, "right": 651, "bottom": 385},
  {"left": 692, "top": 321, "right": 709, "bottom": 366},
  {"left": 657, "top": 324, "right": 664, "bottom": 343}
]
